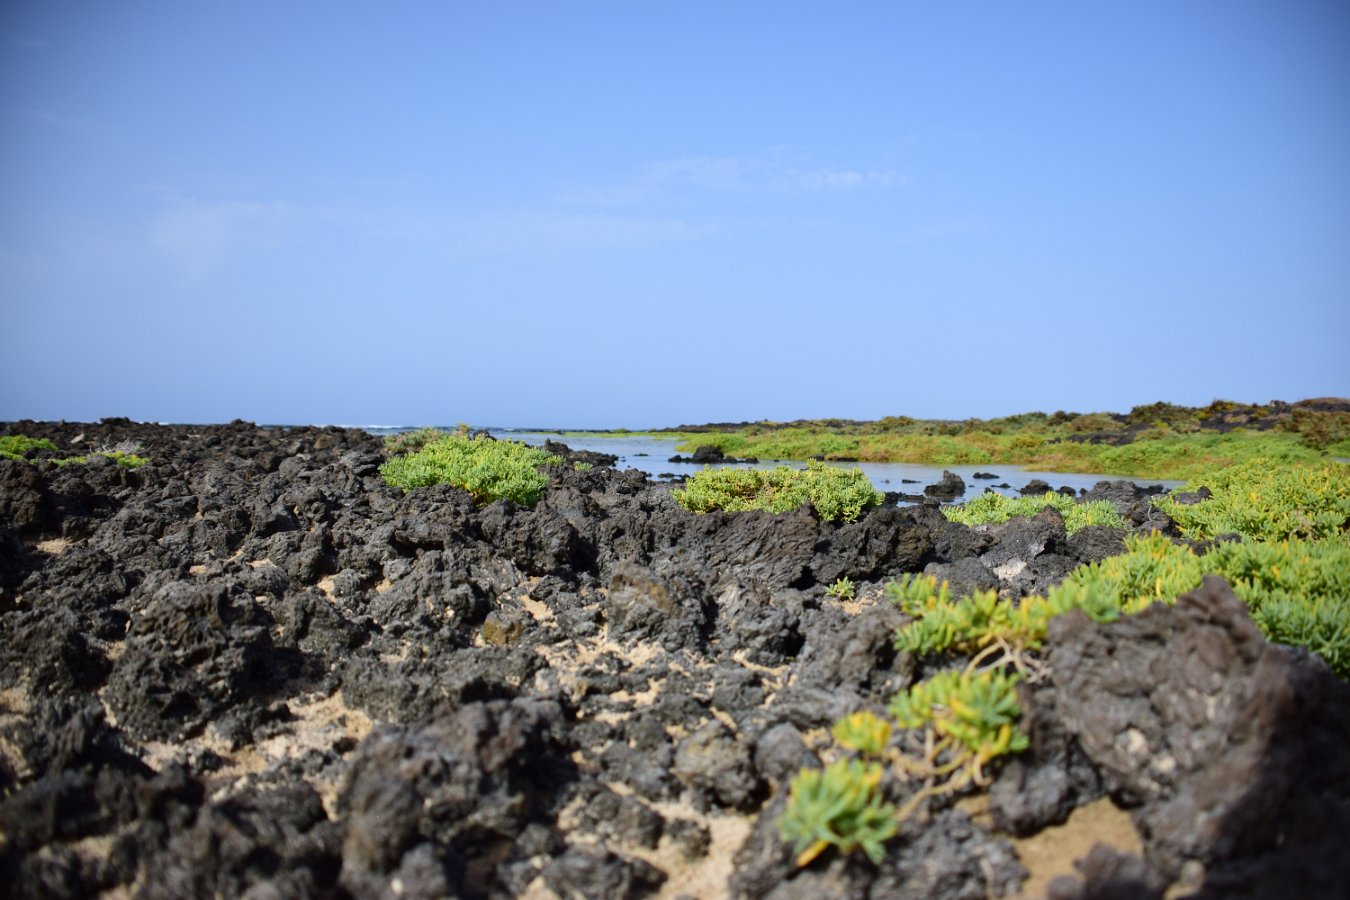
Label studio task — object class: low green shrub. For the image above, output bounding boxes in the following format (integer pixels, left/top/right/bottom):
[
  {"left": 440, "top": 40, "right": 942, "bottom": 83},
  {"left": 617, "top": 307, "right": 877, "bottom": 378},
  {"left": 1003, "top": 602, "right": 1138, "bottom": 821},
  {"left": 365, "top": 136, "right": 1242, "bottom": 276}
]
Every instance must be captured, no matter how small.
[
  {"left": 779, "top": 664, "right": 1030, "bottom": 868},
  {"left": 893, "top": 532, "right": 1350, "bottom": 678},
  {"left": 383, "top": 426, "right": 447, "bottom": 455},
  {"left": 1153, "top": 458, "right": 1350, "bottom": 541},
  {"left": 942, "top": 491, "right": 1126, "bottom": 535},
  {"left": 0, "top": 435, "right": 58, "bottom": 460},
  {"left": 380, "top": 434, "right": 561, "bottom": 506},
  {"left": 672, "top": 461, "right": 884, "bottom": 523},
  {"left": 51, "top": 451, "right": 150, "bottom": 468},
  {"left": 2, "top": 435, "right": 148, "bottom": 467}
]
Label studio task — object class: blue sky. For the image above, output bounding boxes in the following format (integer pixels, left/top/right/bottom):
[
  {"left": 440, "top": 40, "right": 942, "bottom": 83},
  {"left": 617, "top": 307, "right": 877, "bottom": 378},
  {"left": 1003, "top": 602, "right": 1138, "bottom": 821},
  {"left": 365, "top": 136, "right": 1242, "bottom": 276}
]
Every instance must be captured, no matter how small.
[{"left": 3, "top": 1, "right": 1347, "bottom": 428}]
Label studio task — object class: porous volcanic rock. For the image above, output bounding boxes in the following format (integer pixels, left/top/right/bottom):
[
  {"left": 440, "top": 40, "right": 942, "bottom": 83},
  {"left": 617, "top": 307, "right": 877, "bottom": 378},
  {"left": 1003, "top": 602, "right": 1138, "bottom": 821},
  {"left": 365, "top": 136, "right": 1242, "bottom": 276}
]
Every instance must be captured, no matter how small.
[
  {"left": 1045, "top": 575, "right": 1350, "bottom": 894},
  {"left": 1, "top": 420, "right": 1345, "bottom": 898}
]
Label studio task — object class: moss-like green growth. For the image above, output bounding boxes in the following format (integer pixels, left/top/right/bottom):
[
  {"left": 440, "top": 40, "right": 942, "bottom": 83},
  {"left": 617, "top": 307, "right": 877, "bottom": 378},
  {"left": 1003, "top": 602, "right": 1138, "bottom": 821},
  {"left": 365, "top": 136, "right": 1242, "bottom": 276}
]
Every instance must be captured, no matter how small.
[
  {"left": 942, "top": 490, "right": 1126, "bottom": 535},
  {"left": 0, "top": 435, "right": 59, "bottom": 460},
  {"left": 380, "top": 434, "right": 561, "bottom": 506},
  {"left": 672, "top": 461, "right": 884, "bottom": 523},
  {"left": 1153, "top": 458, "right": 1350, "bottom": 542}
]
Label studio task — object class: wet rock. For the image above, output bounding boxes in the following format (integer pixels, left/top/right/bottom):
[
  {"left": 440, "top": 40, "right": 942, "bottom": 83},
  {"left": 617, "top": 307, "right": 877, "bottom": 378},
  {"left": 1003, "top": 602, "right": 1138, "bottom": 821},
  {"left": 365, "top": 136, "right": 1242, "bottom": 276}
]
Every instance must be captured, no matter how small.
[
  {"left": 1020, "top": 479, "right": 1053, "bottom": 496},
  {"left": 691, "top": 444, "right": 725, "bottom": 463},
  {"left": 924, "top": 470, "right": 966, "bottom": 501}
]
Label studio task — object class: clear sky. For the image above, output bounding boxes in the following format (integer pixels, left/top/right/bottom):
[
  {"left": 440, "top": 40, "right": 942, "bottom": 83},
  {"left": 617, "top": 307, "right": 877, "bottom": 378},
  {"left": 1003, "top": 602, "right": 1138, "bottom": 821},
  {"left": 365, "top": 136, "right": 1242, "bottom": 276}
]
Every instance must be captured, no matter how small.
[{"left": 3, "top": 1, "right": 1347, "bottom": 428}]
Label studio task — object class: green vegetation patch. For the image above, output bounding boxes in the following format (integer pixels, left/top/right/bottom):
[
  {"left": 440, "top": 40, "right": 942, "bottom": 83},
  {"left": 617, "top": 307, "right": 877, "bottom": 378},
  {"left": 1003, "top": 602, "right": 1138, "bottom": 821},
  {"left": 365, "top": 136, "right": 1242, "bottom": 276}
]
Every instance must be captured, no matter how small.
[
  {"left": 1, "top": 435, "right": 148, "bottom": 468},
  {"left": 380, "top": 433, "right": 561, "bottom": 506},
  {"left": 942, "top": 490, "right": 1126, "bottom": 535},
  {"left": 675, "top": 422, "right": 1329, "bottom": 480},
  {"left": 672, "top": 461, "right": 884, "bottom": 523},
  {"left": 0, "top": 435, "right": 59, "bottom": 460},
  {"left": 1153, "top": 458, "right": 1350, "bottom": 542},
  {"left": 778, "top": 666, "right": 1029, "bottom": 868},
  {"left": 893, "top": 532, "right": 1350, "bottom": 678},
  {"left": 778, "top": 759, "right": 897, "bottom": 867}
]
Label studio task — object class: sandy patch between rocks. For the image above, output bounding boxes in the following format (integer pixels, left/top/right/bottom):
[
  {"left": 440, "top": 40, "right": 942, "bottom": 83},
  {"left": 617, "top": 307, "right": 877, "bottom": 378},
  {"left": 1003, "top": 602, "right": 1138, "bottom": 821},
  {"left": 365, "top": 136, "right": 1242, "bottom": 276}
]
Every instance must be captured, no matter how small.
[
  {"left": 1011, "top": 796, "right": 1142, "bottom": 898},
  {"left": 522, "top": 783, "right": 757, "bottom": 900},
  {"left": 139, "top": 690, "right": 373, "bottom": 818}
]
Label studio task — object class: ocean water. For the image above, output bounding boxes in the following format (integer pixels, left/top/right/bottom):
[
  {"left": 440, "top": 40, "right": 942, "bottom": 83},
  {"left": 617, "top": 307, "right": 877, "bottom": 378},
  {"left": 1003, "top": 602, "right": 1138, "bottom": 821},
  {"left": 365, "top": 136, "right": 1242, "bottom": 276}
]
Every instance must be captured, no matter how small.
[{"left": 365, "top": 427, "right": 1180, "bottom": 503}]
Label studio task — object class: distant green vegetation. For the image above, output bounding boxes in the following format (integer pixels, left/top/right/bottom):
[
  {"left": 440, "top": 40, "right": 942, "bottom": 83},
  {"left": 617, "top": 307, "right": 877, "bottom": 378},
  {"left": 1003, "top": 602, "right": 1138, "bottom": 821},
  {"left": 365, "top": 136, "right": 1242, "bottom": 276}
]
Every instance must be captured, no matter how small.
[
  {"left": 1153, "top": 459, "right": 1350, "bottom": 542},
  {"left": 380, "top": 433, "right": 561, "bottom": 505},
  {"left": 665, "top": 399, "right": 1346, "bottom": 480},
  {"left": 672, "top": 462, "right": 884, "bottom": 523},
  {"left": 942, "top": 491, "right": 1127, "bottom": 535},
  {"left": 676, "top": 428, "right": 1322, "bottom": 481}
]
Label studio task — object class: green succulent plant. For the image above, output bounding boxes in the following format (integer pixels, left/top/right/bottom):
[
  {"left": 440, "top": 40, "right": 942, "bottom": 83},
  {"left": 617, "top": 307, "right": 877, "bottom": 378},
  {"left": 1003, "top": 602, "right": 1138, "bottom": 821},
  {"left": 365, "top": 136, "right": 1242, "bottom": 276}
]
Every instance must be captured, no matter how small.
[
  {"left": 1153, "top": 458, "right": 1350, "bottom": 542},
  {"left": 778, "top": 759, "right": 897, "bottom": 867},
  {"left": 942, "top": 490, "right": 1126, "bottom": 535},
  {"left": 380, "top": 433, "right": 561, "bottom": 506},
  {"left": 672, "top": 461, "right": 884, "bottom": 523},
  {"left": 825, "top": 576, "right": 856, "bottom": 601},
  {"left": 832, "top": 711, "right": 892, "bottom": 756}
]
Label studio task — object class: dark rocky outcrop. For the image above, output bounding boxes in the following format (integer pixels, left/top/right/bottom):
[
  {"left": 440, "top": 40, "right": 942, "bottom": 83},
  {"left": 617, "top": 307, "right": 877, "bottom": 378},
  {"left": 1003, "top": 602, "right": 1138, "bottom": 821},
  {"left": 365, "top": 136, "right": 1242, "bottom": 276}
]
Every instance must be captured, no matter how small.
[
  {"left": 924, "top": 470, "right": 966, "bottom": 501},
  {"left": 1045, "top": 576, "right": 1350, "bottom": 893},
  {"left": 0, "top": 421, "right": 1343, "bottom": 898}
]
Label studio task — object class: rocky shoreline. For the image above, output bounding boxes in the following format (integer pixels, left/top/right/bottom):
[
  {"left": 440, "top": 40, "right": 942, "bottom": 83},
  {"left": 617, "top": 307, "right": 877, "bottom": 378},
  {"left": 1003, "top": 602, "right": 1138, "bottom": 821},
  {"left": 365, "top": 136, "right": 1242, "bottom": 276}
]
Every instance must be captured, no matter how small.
[{"left": 2, "top": 421, "right": 1347, "bottom": 898}]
